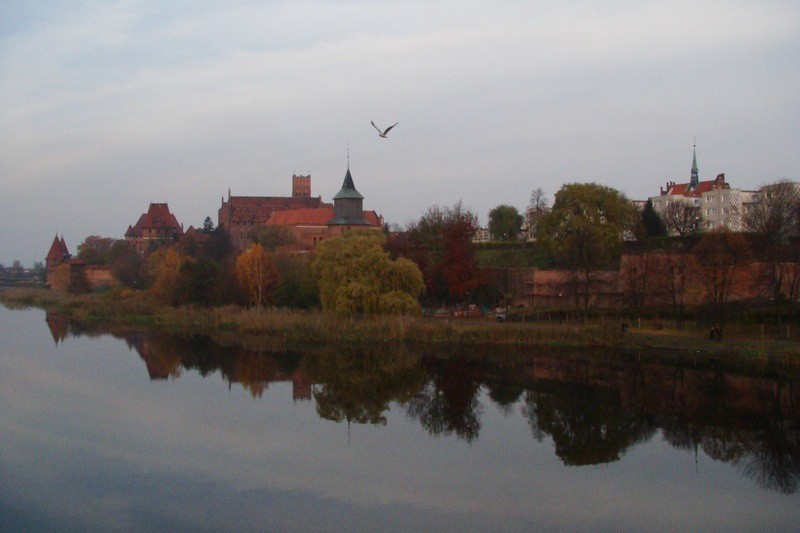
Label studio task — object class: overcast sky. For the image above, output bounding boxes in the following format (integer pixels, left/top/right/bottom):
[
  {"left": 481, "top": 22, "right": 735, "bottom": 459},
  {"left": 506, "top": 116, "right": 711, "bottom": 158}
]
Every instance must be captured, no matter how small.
[{"left": 2, "top": 1, "right": 798, "bottom": 266}]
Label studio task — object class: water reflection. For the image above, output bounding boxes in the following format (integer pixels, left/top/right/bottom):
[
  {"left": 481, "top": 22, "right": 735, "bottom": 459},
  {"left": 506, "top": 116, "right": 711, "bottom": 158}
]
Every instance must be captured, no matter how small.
[{"left": 46, "top": 313, "right": 800, "bottom": 493}]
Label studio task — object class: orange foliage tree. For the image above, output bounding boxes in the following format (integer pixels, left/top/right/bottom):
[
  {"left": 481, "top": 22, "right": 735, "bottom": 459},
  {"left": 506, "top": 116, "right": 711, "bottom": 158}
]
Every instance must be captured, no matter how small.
[{"left": 235, "top": 243, "right": 279, "bottom": 310}]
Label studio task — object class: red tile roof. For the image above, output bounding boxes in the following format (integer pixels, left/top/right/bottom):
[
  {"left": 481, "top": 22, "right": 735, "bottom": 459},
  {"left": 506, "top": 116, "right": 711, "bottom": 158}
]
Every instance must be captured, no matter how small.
[
  {"left": 126, "top": 203, "right": 183, "bottom": 238},
  {"left": 46, "top": 235, "right": 69, "bottom": 261},
  {"left": 664, "top": 174, "right": 729, "bottom": 198},
  {"left": 266, "top": 207, "right": 383, "bottom": 227},
  {"left": 267, "top": 207, "right": 335, "bottom": 226}
]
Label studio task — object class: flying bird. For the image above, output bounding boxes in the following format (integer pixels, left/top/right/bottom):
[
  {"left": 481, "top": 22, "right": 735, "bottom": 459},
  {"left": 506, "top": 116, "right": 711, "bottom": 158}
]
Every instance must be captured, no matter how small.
[{"left": 371, "top": 120, "right": 398, "bottom": 138}]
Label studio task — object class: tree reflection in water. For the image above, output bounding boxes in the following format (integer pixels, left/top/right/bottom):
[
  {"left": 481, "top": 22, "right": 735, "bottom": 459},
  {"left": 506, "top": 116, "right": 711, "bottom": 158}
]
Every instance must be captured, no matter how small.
[
  {"left": 525, "top": 383, "right": 657, "bottom": 466},
  {"left": 47, "top": 313, "right": 800, "bottom": 493},
  {"left": 306, "top": 344, "right": 425, "bottom": 425},
  {"left": 405, "top": 358, "right": 483, "bottom": 442}
]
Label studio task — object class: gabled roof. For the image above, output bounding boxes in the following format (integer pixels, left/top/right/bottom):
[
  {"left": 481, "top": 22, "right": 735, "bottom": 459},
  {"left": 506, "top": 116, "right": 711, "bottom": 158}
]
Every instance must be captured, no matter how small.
[{"left": 126, "top": 203, "right": 183, "bottom": 237}]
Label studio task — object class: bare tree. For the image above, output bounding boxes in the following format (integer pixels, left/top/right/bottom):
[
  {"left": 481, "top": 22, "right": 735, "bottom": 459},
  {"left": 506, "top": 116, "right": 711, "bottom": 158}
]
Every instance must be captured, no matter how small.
[
  {"left": 694, "top": 228, "right": 751, "bottom": 327},
  {"left": 525, "top": 188, "right": 548, "bottom": 239},
  {"left": 662, "top": 201, "right": 700, "bottom": 237},
  {"left": 620, "top": 253, "right": 658, "bottom": 323},
  {"left": 743, "top": 180, "right": 800, "bottom": 332}
]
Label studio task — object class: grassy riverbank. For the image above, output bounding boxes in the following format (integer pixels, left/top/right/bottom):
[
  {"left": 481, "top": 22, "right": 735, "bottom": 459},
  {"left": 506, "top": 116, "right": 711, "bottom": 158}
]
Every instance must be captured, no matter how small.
[{"left": 2, "top": 287, "right": 799, "bottom": 359}]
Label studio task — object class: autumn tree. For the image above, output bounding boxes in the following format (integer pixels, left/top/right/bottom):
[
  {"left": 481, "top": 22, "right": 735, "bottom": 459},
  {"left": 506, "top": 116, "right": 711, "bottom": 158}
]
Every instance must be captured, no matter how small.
[
  {"left": 312, "top": 231, "right": 424, "bottom": 317},
  {"left": 236, "top": 243, "right": 279, "bottom": 310},
  {"left": 402, "top": 201, "right": 481, "bottom": 305},
  {"left": 488, "top": 204, "right": 523, "bottom": 241},
  {"left": 148, "top": 247, "right": 185, "bottom": 305},
  {"left": 662, "top": 201, "right": 700, "bottom": 236},
  {"left": 743, "top": 180, "right": 800, "bottom": 331},
  {"left": 536, "top": 183, "right": 637, "bottom": 311}
]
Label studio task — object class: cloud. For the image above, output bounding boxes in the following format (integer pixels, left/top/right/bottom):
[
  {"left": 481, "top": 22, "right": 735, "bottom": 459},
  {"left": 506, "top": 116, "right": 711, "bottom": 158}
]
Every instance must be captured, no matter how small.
[{"left": 1, "top": 0, "right": 799, "bottom": 263}]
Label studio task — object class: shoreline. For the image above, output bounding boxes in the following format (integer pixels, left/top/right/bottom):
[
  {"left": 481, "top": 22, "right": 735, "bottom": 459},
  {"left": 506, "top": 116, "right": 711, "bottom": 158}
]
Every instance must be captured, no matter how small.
[{"left": 2, "top": 287, "right": 798, "bottom": 361}]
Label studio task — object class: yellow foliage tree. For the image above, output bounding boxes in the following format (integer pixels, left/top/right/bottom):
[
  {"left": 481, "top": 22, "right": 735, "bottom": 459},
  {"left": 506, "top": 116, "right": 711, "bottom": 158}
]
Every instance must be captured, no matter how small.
[
  {"left": 236, "top": 243, "right": 279, "bottom": 310},
  {"left": 147, "top": 247, "right": 183, "bottom": 305},
  {"left": 312, "top": 231, "right": 424, "bottom": 317}
]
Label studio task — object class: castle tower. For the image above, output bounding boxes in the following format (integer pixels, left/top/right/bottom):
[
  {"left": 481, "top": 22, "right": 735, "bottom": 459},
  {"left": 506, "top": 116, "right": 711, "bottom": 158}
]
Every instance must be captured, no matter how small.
[
  {"left": 292, "top": 175, "right": 311, "bottom": 198},
  {"left": 329, "top": 165, "right": 368, "bottom": 226},
  {"left": 45, "top": 234, "right": 70, "bottom": 269}
]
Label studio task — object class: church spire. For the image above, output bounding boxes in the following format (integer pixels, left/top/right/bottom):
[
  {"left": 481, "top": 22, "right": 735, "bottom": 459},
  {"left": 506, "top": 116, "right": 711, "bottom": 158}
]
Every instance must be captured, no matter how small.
[
  {"left": 690, "top": 141, "right": 699, "bottom": 189},
  {"left": 329, "top": 157, "right": 368, "bottom": 226}
]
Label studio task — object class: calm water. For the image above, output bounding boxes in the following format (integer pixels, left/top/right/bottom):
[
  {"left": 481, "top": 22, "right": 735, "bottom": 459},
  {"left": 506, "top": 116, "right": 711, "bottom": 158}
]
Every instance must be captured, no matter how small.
[{"left": 1, "top": 306, "right": 799, "bottom": 531}]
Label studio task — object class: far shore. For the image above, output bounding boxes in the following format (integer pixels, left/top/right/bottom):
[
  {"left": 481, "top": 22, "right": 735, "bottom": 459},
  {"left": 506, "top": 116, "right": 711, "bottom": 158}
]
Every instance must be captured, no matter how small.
[{"left": 1, "top": 287, "right": 798, "bottom": 362}]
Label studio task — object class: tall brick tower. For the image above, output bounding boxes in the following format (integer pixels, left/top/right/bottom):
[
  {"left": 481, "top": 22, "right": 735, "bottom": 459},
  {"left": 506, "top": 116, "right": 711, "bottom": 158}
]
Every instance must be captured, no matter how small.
[{"left": 292, "top": 174, "right": 311, "bottom": 198}]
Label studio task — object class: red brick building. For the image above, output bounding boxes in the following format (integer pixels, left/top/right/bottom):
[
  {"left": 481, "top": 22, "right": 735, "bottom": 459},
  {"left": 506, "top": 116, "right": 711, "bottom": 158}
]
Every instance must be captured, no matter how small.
[
  {"left": 218, "top": 175, "right": 331, "bottom": 250},
  {"left": 45, "top": 235, "right": 112, "bottom": 291},
  {"left": 125, "top": 203, "right": 184, "bottom": 254},
  {"left": 220, "top": 169, "right": 383, "bottom": 251}
]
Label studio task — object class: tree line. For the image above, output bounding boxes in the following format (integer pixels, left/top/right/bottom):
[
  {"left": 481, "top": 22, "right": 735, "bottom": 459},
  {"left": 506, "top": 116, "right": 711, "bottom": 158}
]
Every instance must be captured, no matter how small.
[{"left": 60, "top": 179, "right": 800, "bottom": 327}]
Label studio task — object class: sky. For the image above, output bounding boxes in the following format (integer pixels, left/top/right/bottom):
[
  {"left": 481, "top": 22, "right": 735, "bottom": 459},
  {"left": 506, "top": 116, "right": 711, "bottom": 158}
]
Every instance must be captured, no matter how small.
[{"left": 1, "top": 1, "right": 799, "bottom": 266}]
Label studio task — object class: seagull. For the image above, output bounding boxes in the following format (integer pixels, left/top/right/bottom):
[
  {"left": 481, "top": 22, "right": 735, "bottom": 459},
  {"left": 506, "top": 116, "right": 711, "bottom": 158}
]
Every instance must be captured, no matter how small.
[{"left": 371, "top": 120, "right": 398, "bottom": 138}]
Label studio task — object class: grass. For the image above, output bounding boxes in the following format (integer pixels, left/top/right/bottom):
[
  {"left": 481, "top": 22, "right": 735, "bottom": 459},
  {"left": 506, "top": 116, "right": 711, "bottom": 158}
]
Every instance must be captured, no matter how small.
[
  {"left": 0, "top": 287, "right": 619, "bottom": 348},
  {"left": 2, "top": 287, "right": 798, "bottom": 359}
]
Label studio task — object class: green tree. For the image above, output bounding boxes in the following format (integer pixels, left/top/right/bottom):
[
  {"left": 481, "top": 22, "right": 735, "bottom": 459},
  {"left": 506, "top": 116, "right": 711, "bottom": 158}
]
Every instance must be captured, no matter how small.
[
  {"left": 536, "top": 183, "right": 637, "bottom": 310},
  {"left": 112, "top": 245, "right": 146, "bottom": 289},
  {"left": 175, "top": 256, "right": 221, "bottom": 306},
  {"left": 77, "top": 236, "right": 117, "bottom": 265},
  {"left": 273, "top": 253, "right": 319, "bottom": 309},
  {"left": 68, "top": 265, "right": 92, "bottom": 295},
  {"left": 201, "top": 216, "right": 215, "bottom": 234},
  {"left": 488, "top": 204, "right": 523, "bottom": 241},
  {"left": 641, "top": 200, "right": 667, "bottom": 238},
  {"left": 312, "top": 231, "right": 424, "bottom": 317},
  {"left": 249, "top": 225, "right": 297, "bottom": 251}
]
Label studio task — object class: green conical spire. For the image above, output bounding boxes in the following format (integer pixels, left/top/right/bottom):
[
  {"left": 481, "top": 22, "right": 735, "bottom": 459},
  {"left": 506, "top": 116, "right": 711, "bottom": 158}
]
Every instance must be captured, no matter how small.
[
  {"left": 690, "top": 143, "right": 699, "bottom": 189},
  {"left": 333, "top": 165, "right": 364, "bottom": 200}
]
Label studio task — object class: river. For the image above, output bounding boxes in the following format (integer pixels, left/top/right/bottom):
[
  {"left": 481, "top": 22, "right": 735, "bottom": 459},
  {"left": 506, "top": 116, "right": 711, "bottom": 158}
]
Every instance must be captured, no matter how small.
[{"left": 1, "top": 305, "right": 798, "bottom": 531}]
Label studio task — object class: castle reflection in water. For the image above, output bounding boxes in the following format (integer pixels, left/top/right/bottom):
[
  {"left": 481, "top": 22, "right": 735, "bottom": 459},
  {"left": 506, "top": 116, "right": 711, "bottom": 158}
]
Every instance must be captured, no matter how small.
[{"left": 47, "top": 313, "right": 800, "bottom": 493}]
